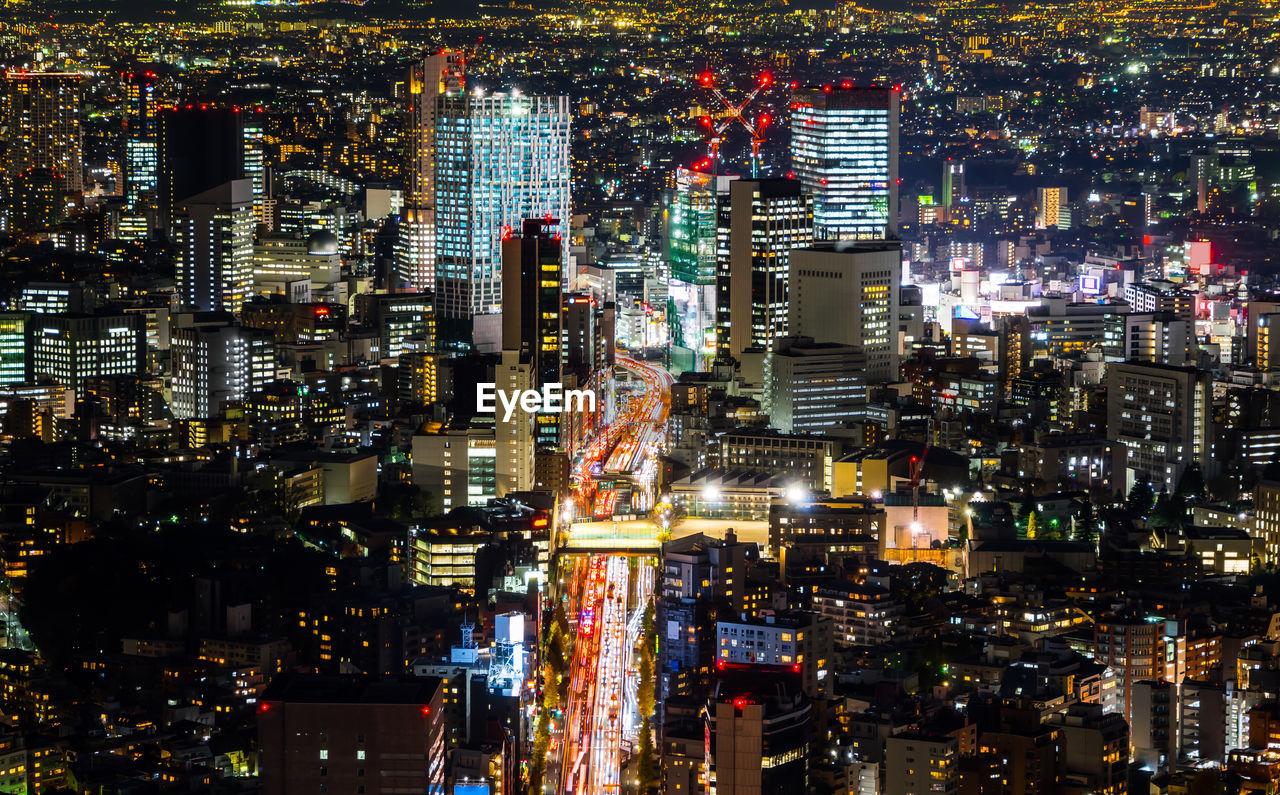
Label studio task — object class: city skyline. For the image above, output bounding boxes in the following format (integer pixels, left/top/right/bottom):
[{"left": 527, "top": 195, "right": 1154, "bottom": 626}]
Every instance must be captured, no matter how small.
[{"left": 0, "top": 1, "right": 1279, "bottom": 794}]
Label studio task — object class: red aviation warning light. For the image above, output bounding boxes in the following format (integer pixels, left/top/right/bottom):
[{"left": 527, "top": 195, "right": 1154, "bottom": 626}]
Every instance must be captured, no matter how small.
[
  {"left": 695, "top": 69, "right": 778, "bottom": 178},
  {"left": 841, "top": 79, "right": 853, "bottom": 89}
]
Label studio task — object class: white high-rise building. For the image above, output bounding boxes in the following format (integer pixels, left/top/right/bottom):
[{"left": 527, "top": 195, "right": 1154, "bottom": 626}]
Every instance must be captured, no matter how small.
[
  {"left": 173, "top": 179, "right": 255, "bottom": 314},
  {"left": 170, "top": 319, "right": 275, "bottom": 419},
  {"left": 396, "top": 51, "right": 466, "bottom": 293},
  {"left": 434, "top": 92, "right": 571, "bottom": 327},
  {"left": 787, "top": 242, "right": 902, "bottom": 383},
  {"left": 790, "top": 84, "right": 899, "bottom": 241}
]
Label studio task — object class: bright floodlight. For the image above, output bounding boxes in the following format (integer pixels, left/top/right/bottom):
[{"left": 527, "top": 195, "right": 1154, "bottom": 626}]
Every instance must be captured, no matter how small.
[
  {"left": 702, "top": 484, "right": 721, "bottom": 502},
  {"left": 786, "top": 484, "right": 806, "bottom": 505}
]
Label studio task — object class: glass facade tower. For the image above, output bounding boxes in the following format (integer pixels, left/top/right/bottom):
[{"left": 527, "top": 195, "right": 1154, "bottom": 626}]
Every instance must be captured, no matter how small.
[
  {"left": 434, "top": 92, "right": 571, "bottom": 325},
  {"left": 790, "top": 85, "right": 899, "bottom": 241}
]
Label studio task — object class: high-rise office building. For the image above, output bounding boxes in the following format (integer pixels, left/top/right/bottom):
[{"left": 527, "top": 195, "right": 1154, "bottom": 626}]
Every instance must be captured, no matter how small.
[
  {"left": 499, "top": 218, "right": 564, "bottom": 461},
  {"left": 396, "top": 50, "right": 466, "bottom": 292},
  {"left": 790, "top": 84, "right": 898, "bottom": 241},
  {"left": 765, "top": 337, "right": 866, "bottom": 433},
  {"left": 1106, "top": 361, "right": 1212, "bottom": 493},
  {"left": 561, "top": 293, "right": 597, "bottom": 382},
  {"left": 787, "top": 242, "right": 902, "bottom": 383},
  {"left": 172, "top": 179, "right": 255, "bottom": 314},
  {"left": 122, "top": 71, "right": 160, "bottom": 216},
  {"left": 434, "top": 92, "right": 570, "bottom": 334},
  {"left": 30, "top": 312, "right": 145, "bottom": 391},
  {"left": 358, "top": 292, "right": 435, "bottom": 360},
  {"left": 494, "top": 351, "right": 537, "bottom": 495},
  {"left": 2, "top": 71, "right": 84, "bottom": 194},
  {"left": 715, "top": 178, "right": 813, "bottom": 362},
  {"left": 251, "top": 232, "right": 342, "bottom": 299},
  {"left": 501, "top": 220, "right": 563, "bottom": 395},
  {"left": 170, "top": 319, "right": 276, "bottom": 419},
  {"left": 159, "top": 105, "right": 245, "bottom": 229},
  {"left": 941, "top": 160, "right": 965, "bottom": 221},
  {"left": 2, "top": 71, "right": 83, "bottom": 232},
  {"left": 257, "top": 674, "right": 446, "bottom": 795},
  {"left": 670, "top": 166, "right": 731, "bottom": 287},
  {"left": 243, "top": 112, "right": 268, "bottom": 227},
  {"left": 0, "top": 314, "right": 31, "bottom": 386},
  {"left": 669, "top": 166, "right": 736, "bottom": 362}
]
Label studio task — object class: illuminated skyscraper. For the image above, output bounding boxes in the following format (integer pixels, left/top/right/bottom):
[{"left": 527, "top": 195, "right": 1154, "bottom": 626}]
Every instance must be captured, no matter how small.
[
  {"left": 790, "top": 84, "right": 899, "bottom": 241},
  {"left": 434, "top": 92, "right": 570, "bottom": 337},
  {"left": 30, "top": 312, "right": 145, "bottom": 391},
  {"left": 1, "top": 71, "right": 83, "bottom": 231},
  {"left": 396, "top": 51, "right": 466, "bottom": 293},
  {"left": 667, "top": 166, "right": 735, "bottom": 361},
  {"left": 243, "top": 113, "right": 268, "bottom": 227},
  {"left": 123, "top": 71, "right": 160, "bottom": 215},
  {"left": 172, "top": 179, "right": 255, "bottom": 314},
  {"left": 715, "top": 178, "right": 813, "bottom": 362},
  {"left": 502, "top": 218, "right": 564, "bottom": 449},
  {"left": 788, "top": 242, "right": 902, "bottom": 383},
  {"left": 170, "top": 319, "right": 275, "bottom": 419},
  {"left": 1, "top": 71, "right": 84, "bottom": 194},
  {"left": 0, "top": 313, "right": 31, "bottom": 386}
]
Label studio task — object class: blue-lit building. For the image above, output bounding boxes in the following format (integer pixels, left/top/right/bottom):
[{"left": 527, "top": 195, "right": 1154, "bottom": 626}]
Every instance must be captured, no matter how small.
[
  {"left": 434, "top": 92, "right": 571, "bottom": 332},
  {"left": 790, "top": 84, "right": 899, "bottom": 241}
]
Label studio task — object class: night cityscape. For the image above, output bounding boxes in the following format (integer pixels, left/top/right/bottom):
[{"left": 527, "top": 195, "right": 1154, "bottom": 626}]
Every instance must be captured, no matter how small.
[{"left": 0, "top": 0, "right": 1278, "bottom": 792}]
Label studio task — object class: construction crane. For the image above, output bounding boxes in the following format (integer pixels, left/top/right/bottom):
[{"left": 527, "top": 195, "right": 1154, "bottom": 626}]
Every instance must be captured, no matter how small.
[
  {"left": 906, "top": 420, "right": 940, "bottom": 542},
  {"left": 696, "top": 70, "right": 774, "bottom": 179}
]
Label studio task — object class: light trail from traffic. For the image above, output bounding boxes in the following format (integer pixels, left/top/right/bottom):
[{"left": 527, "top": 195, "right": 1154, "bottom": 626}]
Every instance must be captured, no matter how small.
[
  {"left": 570, "top": 353, "right": 674, "bottom": 520},
  {"left": 549, "top": 350, "right": 669, "bottom": 794},
  {"left": 552, "top": 553, "right": 655, "bottom": 795}
]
